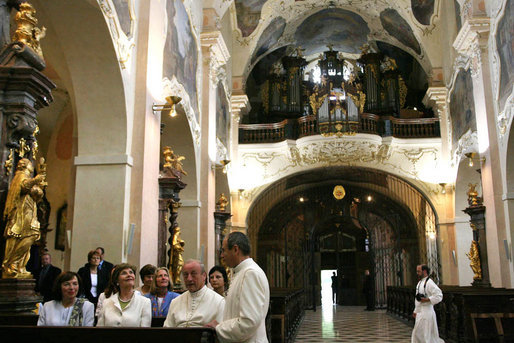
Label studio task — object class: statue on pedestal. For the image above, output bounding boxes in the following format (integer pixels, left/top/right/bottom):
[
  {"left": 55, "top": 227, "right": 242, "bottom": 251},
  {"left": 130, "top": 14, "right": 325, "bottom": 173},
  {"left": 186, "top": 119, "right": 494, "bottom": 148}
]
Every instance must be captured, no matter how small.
[
  {"left": 12, "top": 2, "right": 46, "bottom": 58},
  {"left": 2, "top": 158, "right": 46, "bottom": 278},
  {"left": 467, "top": 183, "right": 482, "bottom": 206},
  {"left": 170, "top": 226, "right": 185, "bottom": 286},
  {"left": 162, "top": 146, "right": 187, "bottom": 178},
  {"left": 216, "top": 193, "right": 229, "bottom": 212}
]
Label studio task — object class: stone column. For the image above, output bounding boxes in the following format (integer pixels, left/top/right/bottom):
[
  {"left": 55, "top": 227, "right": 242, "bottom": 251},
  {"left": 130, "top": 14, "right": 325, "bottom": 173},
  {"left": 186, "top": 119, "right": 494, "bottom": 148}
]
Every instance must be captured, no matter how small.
[
  {"left": 200, "top": 31, "right": 229, "bottom": 268},
  {"left": 214, "top": 211, "right": 232, "bottom": 265},
  {"left": 454, "top": 17, "right": 510, "bottom": 287}
]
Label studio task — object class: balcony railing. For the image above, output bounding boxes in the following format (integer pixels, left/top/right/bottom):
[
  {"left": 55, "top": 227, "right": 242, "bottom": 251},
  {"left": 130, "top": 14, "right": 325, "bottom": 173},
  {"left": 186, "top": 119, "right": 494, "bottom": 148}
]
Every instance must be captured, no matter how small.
[{"left": 239, "top": 114, "right": 440, "bottom": 144}]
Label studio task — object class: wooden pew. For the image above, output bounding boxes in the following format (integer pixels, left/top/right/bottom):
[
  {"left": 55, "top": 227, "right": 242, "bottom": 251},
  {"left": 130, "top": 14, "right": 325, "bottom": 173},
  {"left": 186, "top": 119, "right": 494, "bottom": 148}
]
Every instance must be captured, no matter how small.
[{"left": 0, "top": 326, "right": 218, "bottom": 343}]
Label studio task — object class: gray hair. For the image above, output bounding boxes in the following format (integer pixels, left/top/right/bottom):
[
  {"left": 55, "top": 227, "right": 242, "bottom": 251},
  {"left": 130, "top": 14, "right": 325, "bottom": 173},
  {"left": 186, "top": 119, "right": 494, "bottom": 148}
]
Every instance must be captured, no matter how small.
[
  {"left": 183, "top": 259, "right": 205, "bottom": 273},
  {"left": 227, "top": 231, "right": 250, "bottom": 256}
]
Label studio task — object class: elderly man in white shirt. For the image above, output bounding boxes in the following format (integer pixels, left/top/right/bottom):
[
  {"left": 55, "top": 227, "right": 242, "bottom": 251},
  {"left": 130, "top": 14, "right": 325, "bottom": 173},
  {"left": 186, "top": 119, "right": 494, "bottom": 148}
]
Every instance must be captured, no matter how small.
[
  {"left": 207, "top": 232, "right": 270, "bottom": 343},
  {"left": 163, "top": 259, "right": 224, "bottom": 327},
  {"left": 412, "top": 264, "right": 444, "bottom": 343}
]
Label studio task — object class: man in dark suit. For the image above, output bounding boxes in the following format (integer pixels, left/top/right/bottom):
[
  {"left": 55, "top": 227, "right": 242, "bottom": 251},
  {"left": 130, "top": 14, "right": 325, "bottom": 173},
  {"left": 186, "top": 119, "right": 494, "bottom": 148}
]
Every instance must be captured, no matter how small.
[
  {"left": 95, "top": 247, "right": 114, "bottom": 274},
  {"left": 35, "top": 252, "right": 61, "bottom": 302},
  {"left": 363, "top": 269, "right": 375, "bottom": 311}
]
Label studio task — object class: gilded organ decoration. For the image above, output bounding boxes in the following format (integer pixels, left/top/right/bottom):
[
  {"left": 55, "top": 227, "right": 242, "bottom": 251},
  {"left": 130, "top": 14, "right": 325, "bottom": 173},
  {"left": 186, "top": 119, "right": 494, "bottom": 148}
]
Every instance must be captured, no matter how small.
[{"left": 2, "top": 158, "right": 46, "bottom": 278}]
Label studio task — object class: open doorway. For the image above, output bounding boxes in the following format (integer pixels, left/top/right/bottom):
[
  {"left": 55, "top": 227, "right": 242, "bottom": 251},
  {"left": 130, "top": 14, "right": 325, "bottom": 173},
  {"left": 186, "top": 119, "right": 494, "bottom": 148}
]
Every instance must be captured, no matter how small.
[{"left": 321, "top": 269, "right": 337, "bottom": 307}]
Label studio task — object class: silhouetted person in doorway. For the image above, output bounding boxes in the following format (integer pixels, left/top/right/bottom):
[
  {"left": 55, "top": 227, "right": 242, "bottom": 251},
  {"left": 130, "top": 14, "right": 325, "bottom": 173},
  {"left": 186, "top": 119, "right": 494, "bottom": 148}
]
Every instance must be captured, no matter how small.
[
  {"left": 363, "top": 269, "right": 374, "bottom": 311},
  {"left": 331, "top": 272, "right": 338, "bottom": 304}
]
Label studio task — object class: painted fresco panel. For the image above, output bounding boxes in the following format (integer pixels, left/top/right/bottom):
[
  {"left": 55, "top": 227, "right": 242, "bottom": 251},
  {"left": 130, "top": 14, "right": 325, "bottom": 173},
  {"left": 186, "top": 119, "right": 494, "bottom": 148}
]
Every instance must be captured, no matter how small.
[
  {"left": 411, "top": 0, "right": 435, "bottom": 26},
  {"left": 380, "top": 9, "right": 421, "bottom": 55},
  {"left": 450, "top": 69, "right": 476, "bottom": 148},
  {"left": 216, "top": 82, "right": 229, "bottom": 148},
  {"left": 163, "top": 0, "right": 199, "bottom": 120},
  {"left": 252, "top": 17, "right": 286, "bottom": 64},
  {"left": 236, "top": 0, "right": 266, "bottom": 37},
  {"left": 113, "top": 0, "right": 131, "bottom": 36},
  {"left": 496, "top": 0, "right": 514, "bottom": 112},
  {"left": 454, "top": 0, "right": 462, "bottom": 31},
  {"left": 295, "top": 9, "right": 370, "bottom": 55}
]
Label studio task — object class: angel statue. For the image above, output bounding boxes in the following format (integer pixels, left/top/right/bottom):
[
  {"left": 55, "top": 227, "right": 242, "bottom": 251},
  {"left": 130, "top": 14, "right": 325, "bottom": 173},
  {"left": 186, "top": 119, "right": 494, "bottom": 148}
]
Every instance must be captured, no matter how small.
[
  {"left": 2, "top": 158, "right": 46, "bottom": 278},
  {"left": 162, "top": 146, "right": 187, "bottom": 177}
]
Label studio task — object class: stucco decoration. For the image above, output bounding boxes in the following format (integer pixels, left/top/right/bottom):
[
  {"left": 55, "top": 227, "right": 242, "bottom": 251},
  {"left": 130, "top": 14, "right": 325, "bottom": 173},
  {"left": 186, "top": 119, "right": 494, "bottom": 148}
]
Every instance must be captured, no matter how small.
[
  {"left": 449, "top": 68, "right": 476, "bottom": 152},
  {"left": 163, "top": 0, "right": 199, "bottom": 121},
  {"left": 411, "top": 0, "right": 435, "bottom": 26},
  {"left": 380, "top": 8, "right": 421, "bottom": 55},
  {"left": 235, "top": 0, "right": 267, "bottom": 37},
  {"left": 454, "top": 0, "right": 462, "bottom": 31},
  {"left": 98, "top": 0, "right": 136, "bottom": 69},
  {"left": 294, "top": 8, "right": 370, "bottom": 55},
  {"left": 251, "top": 17, "right": 286, "bottom": 64}
]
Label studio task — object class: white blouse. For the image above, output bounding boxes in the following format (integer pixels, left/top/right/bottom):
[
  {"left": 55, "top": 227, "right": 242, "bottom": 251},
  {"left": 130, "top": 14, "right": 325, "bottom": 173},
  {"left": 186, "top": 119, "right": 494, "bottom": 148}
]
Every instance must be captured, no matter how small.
[
  {"left": 97, "top": 292, "right": 151, "bottom": 327},
  {"left": 37, "top": 300, "right": 95, "bottom": 326},
  {"left": 90, "top": 273, "right": 98, "bottom": 297}
]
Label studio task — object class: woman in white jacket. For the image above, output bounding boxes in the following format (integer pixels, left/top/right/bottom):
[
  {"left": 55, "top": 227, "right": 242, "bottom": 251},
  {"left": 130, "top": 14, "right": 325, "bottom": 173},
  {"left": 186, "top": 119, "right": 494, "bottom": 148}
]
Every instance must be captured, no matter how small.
[{"left": 97, "top": 263, "right": 151, "bottom": 327}]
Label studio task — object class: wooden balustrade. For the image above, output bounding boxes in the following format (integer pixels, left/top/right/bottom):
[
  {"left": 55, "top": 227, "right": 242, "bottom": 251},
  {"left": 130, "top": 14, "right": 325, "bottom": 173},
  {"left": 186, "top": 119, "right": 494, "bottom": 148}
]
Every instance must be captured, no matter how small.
[
  {"left": 268, "top": 288, "right": 304, "bottom": 343},
  {"left": 387, "top": 285, "right": 514, "bottom": 343},
  {"left": 239, "top": 115, "right": 439, "bottom": 143}
]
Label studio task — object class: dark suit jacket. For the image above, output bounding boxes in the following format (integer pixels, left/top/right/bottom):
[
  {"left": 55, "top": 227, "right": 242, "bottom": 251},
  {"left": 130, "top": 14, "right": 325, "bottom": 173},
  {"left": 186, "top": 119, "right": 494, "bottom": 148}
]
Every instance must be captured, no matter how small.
[
  {"left": 77, "top": 264, "right": 109, "bottom": 305},
  {"left": 35, "top": 265, "right": 62, "bottom": 303},
  {"left": 99, "top": 260, "right": 114, "bottom": 274}
]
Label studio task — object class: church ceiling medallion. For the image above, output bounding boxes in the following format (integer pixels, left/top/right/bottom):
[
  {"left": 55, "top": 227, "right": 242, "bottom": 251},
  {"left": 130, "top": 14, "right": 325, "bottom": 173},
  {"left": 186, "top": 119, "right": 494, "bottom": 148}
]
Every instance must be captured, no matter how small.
[{"left": 98, "top": 0, "right": 136, "bottom": 69}]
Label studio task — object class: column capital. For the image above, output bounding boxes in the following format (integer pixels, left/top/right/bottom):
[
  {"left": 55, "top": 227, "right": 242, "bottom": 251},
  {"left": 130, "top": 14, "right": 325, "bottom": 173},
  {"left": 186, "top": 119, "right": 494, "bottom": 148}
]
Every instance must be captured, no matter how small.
[
  {"left": 201, "top": 31, "right": 230, "bottom": 86},
  {"left": 231, "top": 94, "right": 251, "bottom": 123}
]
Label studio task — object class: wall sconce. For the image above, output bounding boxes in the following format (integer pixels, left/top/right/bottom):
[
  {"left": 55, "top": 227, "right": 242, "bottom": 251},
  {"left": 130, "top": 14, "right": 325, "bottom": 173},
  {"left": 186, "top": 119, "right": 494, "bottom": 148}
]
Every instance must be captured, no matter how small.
[
  {"left": 439, "top": 183, "right": 447, "bottom": 194},
  {"left": 212, "top": 159, "right": 231, "bottom": 173},
  {"left": 464, "top": 152, "right": 485, "bottom": 167},
  {"left": 152, "top": 95, "right": 182, "bottom": 117}
]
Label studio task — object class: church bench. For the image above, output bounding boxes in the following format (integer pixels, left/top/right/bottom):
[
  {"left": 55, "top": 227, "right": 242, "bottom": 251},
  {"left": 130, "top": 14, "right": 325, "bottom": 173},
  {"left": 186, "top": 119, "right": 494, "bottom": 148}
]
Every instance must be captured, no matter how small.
[{"left": 0, "top": 326, "right": 219, "bottom": 343}]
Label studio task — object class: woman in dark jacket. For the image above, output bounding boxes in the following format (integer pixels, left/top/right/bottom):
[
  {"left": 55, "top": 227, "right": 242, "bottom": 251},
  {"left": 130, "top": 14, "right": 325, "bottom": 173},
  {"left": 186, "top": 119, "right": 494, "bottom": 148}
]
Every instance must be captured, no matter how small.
[{"left": 77, "top": 250, "right": 109, "bottom": 307}]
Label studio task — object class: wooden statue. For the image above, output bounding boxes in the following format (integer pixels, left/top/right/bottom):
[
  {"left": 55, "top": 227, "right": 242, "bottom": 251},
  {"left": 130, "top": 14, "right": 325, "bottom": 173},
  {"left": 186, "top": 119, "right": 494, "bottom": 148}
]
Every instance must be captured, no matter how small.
[{"left": 2, "top": 158, "right": 46, "bottom": 278}]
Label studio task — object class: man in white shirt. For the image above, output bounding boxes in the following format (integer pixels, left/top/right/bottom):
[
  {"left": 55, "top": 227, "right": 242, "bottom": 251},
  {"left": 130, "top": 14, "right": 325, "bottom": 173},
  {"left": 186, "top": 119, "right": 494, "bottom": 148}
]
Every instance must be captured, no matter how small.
[
  {"left": 163, "top": 259, "right": 224, "bottom": 327},
  {"left": 207, "top": 232, "right": 270, "bottom": 343},
  {"left": 412, "top": 264, "right": 444, "bottom": 343}
]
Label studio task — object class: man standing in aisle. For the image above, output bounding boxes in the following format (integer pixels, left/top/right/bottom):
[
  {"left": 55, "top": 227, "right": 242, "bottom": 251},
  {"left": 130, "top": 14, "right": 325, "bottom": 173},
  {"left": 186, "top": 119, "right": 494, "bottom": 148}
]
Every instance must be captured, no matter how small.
[
  {"left": 207, "top": 231, "right": 270, "bottom": 343},
  {"left": 411, "top": 264, "right": 444, "bottom": 343}
]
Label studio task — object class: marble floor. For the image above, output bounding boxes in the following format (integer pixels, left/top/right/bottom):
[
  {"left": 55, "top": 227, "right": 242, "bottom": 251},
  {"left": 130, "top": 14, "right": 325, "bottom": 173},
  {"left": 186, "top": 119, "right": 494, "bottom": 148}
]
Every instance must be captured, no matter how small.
[{"left": 294, "top": 305, "right": 413, "bottom": 343}]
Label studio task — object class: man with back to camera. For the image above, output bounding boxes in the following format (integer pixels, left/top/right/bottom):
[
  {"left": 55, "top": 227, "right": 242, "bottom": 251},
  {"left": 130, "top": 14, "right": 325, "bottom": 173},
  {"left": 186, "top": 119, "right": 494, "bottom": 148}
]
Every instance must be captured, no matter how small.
[
  {"left": 411, "top": 264, "right": 444, "bottom": 343},
  {"left": 163, "top": 259, "right": 224, "bottom": 327},
  {"left": 206, "top": 231, "right": 270, "bottom": 343}
]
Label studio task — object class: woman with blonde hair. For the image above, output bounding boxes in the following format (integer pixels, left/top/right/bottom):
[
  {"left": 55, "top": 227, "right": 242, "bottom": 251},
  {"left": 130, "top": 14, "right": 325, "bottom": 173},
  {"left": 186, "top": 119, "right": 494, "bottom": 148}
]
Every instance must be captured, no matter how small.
[
  {"left": 97, "top": 263, "right": 151, "bottom": 327},
  {"left": 145, "top": 267, "right": 179, "bottom": 318}
]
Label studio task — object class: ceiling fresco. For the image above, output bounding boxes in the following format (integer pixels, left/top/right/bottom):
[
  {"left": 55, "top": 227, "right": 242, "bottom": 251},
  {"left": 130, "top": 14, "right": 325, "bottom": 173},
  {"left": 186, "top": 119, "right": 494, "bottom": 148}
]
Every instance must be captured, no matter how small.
[
  {"left": 411, "top": 0, "right": 435, "bottom": 26},
  {"left": 251, "top": 17, "right": 287, "bottom": 64},
  {"left": 235, "top": 0, "right": 267, "bottom": 37},
  {"left": 380, "top": 8, "right": 421, "bottom": 55},
  {"left": 294, "top": 8, "right": 370, "bottom": 56}
]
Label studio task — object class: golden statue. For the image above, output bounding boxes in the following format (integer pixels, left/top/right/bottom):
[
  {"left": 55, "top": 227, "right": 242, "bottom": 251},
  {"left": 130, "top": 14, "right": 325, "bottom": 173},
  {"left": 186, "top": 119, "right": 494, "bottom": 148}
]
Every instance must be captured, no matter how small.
[
  {"left": 466, "top": 240, "right": 482, "bottom": 280},
  {"left": 216, "top": 193, "right": 229, "bottom": 212},
  {"left": 2, "top": 158, "right": 46, "bottom": 278},
  {"left": 170, "top": 226, "right": 185, "bottom": 286},
  {"left": 12, "top": 2, "right": 46, "bottom": 58},
  {"left": 162, "top": 146, "right": 187, "bottom": 176},
  {"left": 467, "top": 183, "right": 481, "bottom": 206}
]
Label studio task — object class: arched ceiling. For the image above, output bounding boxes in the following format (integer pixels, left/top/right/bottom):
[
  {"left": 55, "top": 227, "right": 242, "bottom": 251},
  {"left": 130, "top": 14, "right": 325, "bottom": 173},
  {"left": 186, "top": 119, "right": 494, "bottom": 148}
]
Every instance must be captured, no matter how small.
[{"left": 227, "top": 0, "right": 441, "bottom": 83}]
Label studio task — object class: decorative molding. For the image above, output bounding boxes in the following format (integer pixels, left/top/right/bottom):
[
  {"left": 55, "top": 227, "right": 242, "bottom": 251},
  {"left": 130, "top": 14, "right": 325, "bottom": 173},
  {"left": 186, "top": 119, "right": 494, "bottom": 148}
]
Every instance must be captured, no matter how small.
[
  {"left": 97, "top": 0, "right": 136, "bottom": 69},
  {"left": 75, "top": 154, "right": 133, "bottom": 167},
  {"left": 452, "top": 129, "right": 478, "bottom": 167},
  {"left": 162, "top": 77, "right": 201, "bottom": 147},
  {"left": 201, "top": 31, "right": 230, "bottom": 90},
  {"left": 230, "top": 94, "right": 250, "bottom": 122},
  {"left": 216, "top": 137, "right": 229, "bottom": 164},
  {"left": 453, "top": 17, "right": 490, "bottom": 66}
]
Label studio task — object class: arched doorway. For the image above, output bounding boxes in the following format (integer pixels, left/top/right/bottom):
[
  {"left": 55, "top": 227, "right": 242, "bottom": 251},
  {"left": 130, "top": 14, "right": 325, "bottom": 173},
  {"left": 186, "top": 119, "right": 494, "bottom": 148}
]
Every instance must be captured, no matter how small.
[{"left": 248, "top": 167, "right": 440, "bottom": 308}]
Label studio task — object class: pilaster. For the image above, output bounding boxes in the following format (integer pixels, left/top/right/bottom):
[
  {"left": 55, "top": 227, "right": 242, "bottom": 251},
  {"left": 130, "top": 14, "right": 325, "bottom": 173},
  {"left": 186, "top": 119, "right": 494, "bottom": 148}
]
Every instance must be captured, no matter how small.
[{"left": 453, "top": 17, "right": 511, "bottom": 287}]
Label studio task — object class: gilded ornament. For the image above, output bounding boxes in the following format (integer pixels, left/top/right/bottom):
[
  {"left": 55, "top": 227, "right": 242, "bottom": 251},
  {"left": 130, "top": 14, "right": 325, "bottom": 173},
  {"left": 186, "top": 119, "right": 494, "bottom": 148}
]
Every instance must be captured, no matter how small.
[
  {"left": 216, "top": 193, "right": 229, "bottom": 212},
  {"left": 333, "top": 185, "right": 346, "bottom": 200},
  {"left": 2, "top": 158, "right": 46, "bottom": 278},
  {"left": 4, "top": 149, "right": 14, "bottom": 175},
  {"left": 466, "top": 240, "right": 482, "bottom": 280},
  {"left": 12, "top": 2, "right": 46, "bottom": 58},
  {"left": 467, "top": 183, "right": 482, "bottom": 206},
  {"left": 162, "top": 146, "right": 187, "bottom": 177},
  {"left": 398, "top": 76, "right": 408, "bottom": 109},
  {"left": 17, "top": 138, "right": 30, "bottom": 158}
]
